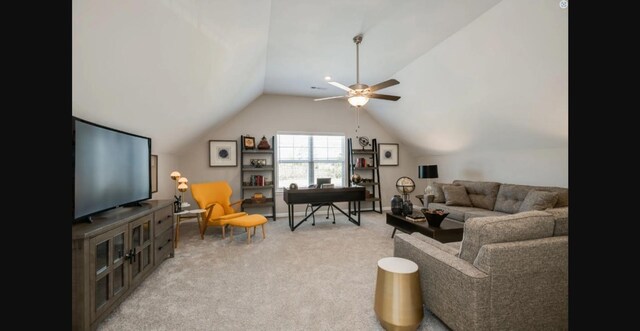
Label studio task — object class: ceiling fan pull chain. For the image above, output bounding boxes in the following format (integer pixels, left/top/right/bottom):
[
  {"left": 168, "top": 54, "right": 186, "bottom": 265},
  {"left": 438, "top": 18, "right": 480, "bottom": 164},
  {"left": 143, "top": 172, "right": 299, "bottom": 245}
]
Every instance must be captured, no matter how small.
[{"left": 355, "top": 106, "right": 360, "bottom": 134}]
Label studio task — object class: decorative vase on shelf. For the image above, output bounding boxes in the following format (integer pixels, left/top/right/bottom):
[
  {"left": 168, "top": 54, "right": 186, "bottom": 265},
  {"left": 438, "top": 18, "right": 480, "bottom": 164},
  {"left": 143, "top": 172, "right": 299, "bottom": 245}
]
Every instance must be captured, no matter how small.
[
  {"left": 391, "top": 195, "right": 403, "bottom": 215},
  {"left": 402, "top": 199, "right": 413, "bottom": 216},
  {"left": 258, "top": 136, "right": 271, "bottom": 150}
]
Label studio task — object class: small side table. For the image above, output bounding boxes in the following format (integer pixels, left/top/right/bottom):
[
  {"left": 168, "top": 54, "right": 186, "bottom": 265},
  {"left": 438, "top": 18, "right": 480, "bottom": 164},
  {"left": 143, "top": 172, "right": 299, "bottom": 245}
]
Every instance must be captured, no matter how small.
[
  {"left": 174, "top": 209, "right": 205, "bottom": 248},
  {"left": 374, "top": 257, "right": 423, "bottom": 331}
]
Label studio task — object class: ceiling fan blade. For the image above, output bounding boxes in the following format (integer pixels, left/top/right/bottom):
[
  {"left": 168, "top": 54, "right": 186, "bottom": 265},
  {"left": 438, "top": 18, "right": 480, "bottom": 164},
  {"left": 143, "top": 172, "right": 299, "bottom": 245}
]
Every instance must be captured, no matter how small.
[
  {"left": 368, "top": 93, "right": 401, "bottom": 101},
  {"left": 369, "top": 79, "right": 400, "bottom": 92},
  {"left": 328, "top": 81, "right": 354, "bottom": 92},
  {"left": 314, "top": 95, "right": 347, "bottom": 101}
]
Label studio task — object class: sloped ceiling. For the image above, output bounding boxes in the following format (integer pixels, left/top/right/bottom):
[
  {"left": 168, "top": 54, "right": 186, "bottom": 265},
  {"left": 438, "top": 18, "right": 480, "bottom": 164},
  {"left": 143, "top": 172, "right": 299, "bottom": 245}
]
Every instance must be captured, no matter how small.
[{"left": 72, "top": 0, "right": 567, "bottom": 155}]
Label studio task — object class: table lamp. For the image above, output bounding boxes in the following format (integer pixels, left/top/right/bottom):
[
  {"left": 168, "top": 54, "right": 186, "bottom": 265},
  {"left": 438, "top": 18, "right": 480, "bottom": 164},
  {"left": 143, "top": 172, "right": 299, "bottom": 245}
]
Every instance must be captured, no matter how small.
[
  {"left": 170, "top": 171, "right": 181, "bottom": 196},
  {"left": 418, "top": 165, "right": 438, "bottom": 207},
  {"left": 170, "top": 170, "right": 189, "bottom": 212},
  {"left": 178, "top": 177, "right": 189, "bottom": 206}
]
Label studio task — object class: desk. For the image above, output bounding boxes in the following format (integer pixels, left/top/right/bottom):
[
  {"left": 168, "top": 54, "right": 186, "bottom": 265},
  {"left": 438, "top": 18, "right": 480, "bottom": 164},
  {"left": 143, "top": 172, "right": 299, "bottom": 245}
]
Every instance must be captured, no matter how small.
[
  {"left": 283, "top": 187, "right": 366, "bottom": 231},
  {"left": 174, "top": 209, "right": 206, "bottom": 248}
]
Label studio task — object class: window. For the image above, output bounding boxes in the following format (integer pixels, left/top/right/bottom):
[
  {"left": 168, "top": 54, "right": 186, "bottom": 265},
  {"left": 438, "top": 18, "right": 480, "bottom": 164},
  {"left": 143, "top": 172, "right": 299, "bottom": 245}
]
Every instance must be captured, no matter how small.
[{"left": 277, "top": 133, "right": 345, "bottom": 189}]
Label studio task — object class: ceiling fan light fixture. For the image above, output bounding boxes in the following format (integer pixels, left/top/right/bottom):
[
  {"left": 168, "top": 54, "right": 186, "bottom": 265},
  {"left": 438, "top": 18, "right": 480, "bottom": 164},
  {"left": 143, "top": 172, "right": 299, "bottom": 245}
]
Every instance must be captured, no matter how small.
[
  {"left": 348, "top": 95, "right": 369, "bottom": 107},
  {"left": 314, "top": 34, "right": 400, "bottom": 104}
]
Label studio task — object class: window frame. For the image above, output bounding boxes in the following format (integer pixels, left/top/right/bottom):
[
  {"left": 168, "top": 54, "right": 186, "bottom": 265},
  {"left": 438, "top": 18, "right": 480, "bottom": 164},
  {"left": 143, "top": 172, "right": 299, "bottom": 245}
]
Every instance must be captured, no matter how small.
[{"left": 275, "top": 131, "right": 346, "bottom": 192}]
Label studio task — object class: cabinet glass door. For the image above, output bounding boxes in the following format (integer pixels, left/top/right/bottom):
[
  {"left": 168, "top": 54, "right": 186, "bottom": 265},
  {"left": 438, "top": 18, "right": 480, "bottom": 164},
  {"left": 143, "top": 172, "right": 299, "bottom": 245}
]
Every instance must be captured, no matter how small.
[
  {"left": 89, "top": 224, "right": 129, "bottom": 320},
  {"left": 130, "top": 214, "right": 154, "bottom": 284}
]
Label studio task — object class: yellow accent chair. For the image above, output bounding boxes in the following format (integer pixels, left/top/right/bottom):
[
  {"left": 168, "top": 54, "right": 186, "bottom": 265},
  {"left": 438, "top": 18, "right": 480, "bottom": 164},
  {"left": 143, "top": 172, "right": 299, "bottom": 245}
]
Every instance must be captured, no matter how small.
[{"left": 190, "top": 181, "right": 247, "bottom": 239}]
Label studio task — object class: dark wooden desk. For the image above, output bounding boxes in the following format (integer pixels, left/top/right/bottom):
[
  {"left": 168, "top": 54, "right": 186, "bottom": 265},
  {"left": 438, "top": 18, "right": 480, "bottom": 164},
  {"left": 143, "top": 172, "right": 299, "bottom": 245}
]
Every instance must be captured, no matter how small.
[
  {"left": 386, "top": 212, "right": 463, "bottom": 243},
  {"left": 283, "top": 187, "right": 366, "bottom": 231}
]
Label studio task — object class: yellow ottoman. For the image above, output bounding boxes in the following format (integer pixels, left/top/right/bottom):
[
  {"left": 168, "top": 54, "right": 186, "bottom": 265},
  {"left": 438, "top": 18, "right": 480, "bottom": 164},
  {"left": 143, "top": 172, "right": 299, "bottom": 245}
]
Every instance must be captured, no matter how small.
[{"left": 227, "top": 214, "right": 268, "bottom": 244}]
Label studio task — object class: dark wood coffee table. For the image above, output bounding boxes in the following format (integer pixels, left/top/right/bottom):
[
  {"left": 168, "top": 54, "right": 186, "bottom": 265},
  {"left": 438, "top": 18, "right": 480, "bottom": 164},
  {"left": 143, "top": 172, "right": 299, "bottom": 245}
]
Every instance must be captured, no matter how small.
[{"left": 386, "top": 212, "right": 463, "bottom": 243}]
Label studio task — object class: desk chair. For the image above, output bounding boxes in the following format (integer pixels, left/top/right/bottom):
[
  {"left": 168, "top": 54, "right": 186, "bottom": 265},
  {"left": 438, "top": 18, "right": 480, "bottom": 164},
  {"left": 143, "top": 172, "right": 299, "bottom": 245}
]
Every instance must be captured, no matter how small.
[
  {"left": 305, "top": 183, "right": 336, "bottom": 225},
  {"left": 305, "top": 203, "right": 336, "bottom": 225}
]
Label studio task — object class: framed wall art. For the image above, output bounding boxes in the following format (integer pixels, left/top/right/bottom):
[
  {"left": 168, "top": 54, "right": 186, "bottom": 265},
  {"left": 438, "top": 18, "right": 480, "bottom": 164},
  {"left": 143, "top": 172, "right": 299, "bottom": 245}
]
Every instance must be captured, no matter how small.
[
  {"left": 243, "top": 136, "right": 255, "bottom": 150},
  {"left": 378, "top": 143, "right": 399, "bottom": 166},
  {"left": 209, "top": 140, "right": 237, "bottom": 167},
  {"left": 150, "top": 154, "right": 158, "bottom": 193}
]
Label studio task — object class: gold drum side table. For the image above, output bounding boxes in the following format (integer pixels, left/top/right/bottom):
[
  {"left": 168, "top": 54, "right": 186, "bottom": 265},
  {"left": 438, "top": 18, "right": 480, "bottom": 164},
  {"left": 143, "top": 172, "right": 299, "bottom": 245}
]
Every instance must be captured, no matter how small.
[{"left": 374, "top": 257, "right": 423, "bottom": 331}]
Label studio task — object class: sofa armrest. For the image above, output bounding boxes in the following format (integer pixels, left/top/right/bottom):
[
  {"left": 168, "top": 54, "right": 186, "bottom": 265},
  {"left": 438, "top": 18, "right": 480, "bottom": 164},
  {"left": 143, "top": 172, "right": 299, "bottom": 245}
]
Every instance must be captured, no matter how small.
[
  {"left": 473, "top": 236, "right": 568, "bottom": 330},
  {"left": 409, "top": 232, "right": 459, "bottom": 256},
  {"left": 545, "top": 207, "right": 568, "bottom": 236},
  {"left": 394, "top": 233, "right": 490, "bottom": 331}
]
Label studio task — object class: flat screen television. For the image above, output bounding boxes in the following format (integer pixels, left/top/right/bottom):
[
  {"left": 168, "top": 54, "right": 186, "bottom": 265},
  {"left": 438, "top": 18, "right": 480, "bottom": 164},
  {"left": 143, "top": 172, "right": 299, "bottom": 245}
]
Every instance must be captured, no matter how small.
[{"left": 73, "top": 116, "right": 152, "bottom": 223}]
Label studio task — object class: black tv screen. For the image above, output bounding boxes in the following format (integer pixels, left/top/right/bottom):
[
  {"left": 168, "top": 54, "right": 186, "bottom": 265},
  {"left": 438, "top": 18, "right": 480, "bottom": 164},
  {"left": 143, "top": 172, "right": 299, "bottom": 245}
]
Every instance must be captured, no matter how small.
[{"left": 73, "top": 117, "right": 151, "bottom": 222}]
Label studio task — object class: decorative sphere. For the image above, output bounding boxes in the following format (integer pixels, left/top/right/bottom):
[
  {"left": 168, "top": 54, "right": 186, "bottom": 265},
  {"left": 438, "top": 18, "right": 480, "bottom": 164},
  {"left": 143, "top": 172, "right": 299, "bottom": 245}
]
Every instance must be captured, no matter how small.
[
  {"left": 395, "top": 176, "right": 416, "bottom": 195},
  {"left": 358, "top": 136, "right": 370, "bottom": 148},
  {"left": 351, "top": 173, "right": 362, "bottom": 184}
]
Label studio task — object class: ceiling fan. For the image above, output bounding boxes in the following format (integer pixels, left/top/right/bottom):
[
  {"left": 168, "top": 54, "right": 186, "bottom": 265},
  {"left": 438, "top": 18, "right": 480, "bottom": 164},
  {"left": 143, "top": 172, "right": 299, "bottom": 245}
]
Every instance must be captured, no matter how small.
[{"left": 314, "top": 34, "right": 400, "bottom": 107}]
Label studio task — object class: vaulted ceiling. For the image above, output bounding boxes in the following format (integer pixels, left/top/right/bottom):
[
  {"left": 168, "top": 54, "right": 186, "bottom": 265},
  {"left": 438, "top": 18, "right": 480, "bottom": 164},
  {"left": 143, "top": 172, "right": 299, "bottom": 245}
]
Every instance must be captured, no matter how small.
[{"left": 72, "top": 0, "right": 567, "bottom": 155}]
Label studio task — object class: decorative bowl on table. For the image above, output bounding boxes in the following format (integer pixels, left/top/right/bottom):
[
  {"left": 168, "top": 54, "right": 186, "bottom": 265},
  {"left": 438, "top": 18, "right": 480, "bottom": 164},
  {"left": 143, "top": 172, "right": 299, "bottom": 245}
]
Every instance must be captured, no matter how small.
[{"left": 420, "top": 208, "right": 449, "bottom": 227}]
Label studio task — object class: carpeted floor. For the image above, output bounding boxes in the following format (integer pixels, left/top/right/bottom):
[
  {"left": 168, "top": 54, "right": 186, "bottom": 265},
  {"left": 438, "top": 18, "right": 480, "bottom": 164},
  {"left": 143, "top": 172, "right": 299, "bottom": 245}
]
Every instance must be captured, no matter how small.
[{"left": 97, "top": 211, "right": 450, "bottom": 331}]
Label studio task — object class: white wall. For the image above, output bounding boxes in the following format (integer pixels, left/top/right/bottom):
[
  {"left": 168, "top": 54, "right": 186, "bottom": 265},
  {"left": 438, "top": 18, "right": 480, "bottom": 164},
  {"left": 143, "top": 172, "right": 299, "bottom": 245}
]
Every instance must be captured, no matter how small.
[
  {"left": 72, "top": 0, "right": 270, "bottom": 154},
  {"left": 418, "top": 147, "right": 568, "bottom": 188},
  {"left": 152, "top": 153, "right": 180, "bottom": 201},
  {"left": 175, "top": 94, "right": 418, "bottom": 215},
  {"left": 369, "top": 0, "right": 568, "bottom": 188}
]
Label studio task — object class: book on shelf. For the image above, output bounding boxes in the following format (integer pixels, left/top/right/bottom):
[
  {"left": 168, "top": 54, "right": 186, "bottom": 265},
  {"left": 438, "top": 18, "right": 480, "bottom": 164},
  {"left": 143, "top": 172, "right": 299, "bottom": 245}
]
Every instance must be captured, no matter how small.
[{"left": 406, "top": 214, "right": 426, "bottom": 222}]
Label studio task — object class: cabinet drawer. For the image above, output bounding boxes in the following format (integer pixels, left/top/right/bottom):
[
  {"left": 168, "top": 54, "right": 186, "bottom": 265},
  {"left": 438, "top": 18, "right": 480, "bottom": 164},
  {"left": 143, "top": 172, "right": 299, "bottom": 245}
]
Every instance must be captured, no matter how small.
[
  {"left": 154, "top": 227, "right": 174, "bottom": 265},
  {"left": 154, "top": 206, "right": 173, "bottom": 236}
]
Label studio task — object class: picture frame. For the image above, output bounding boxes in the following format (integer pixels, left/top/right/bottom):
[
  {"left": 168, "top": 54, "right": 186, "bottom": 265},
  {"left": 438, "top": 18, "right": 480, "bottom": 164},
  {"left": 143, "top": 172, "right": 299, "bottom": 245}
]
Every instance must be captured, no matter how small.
[
  {"left": 150, "top": 154, "right": 158, "bottom": 193},
  {"left": 243, "top": 136, "right": 255, "bottom": 150},
  {"left": 209, "top": 140, "right": 237, "bottom": 167},
  {"left": 378, "top": 143, "right": 399, "bottom": 166}
]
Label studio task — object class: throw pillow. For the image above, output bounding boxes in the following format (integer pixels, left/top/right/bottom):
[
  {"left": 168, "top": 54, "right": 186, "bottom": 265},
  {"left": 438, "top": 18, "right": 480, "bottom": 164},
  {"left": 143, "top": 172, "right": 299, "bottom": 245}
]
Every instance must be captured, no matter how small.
[
  {"left": 431, "top": 182, "right": 447, "bottom": 203},
  {"left": 443, "top": 185, "right": 472, "bottom": 207},
  {"left": 519, "top": 190, "right": 559, "bottom": 212}
]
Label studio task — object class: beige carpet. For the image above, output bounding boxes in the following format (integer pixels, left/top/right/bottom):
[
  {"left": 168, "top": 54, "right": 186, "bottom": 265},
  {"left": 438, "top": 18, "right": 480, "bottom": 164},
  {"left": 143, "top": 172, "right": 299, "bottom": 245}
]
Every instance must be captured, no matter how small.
[{"left": 97, "top": 211, "right": 450, "bottom": 331}]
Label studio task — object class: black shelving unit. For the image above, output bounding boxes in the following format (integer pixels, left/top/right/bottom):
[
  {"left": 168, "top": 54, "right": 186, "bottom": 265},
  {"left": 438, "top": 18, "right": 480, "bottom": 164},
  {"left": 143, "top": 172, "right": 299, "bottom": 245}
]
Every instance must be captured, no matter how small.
[
  {"left": 347, "top": 137, "right": 382, "bottom": 213},
  {"left": 240, "top": 135, "right": 276, "bottom": 220}
]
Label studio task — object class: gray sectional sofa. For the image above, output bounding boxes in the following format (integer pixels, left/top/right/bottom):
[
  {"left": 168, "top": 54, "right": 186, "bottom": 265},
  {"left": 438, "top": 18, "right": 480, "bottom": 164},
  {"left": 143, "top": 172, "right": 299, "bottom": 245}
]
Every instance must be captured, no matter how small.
[
  {"left": 394, "top": 210, "right": 568, "bottom": 330},
  {"left": 394, "top": 180, "right": 569, "bottom": 330},
  {"left": 426, "top": 180, "right": 568, "bottom": 231}
]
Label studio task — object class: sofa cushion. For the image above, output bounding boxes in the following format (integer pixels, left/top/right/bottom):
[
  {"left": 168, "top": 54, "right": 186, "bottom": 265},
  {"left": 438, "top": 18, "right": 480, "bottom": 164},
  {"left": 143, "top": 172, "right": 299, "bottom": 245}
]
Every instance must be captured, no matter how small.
[
  {"left": 533, "top": 186, "right": 568, "bottom": 208},
  {"left": 494, "top": 184, "right": 532, "bottom": 213},
  {"left": 519, "top": 190, "right": 559, "bottom": 212},
  {"left": 443, "top": 185, "right": 472, "bottom": 207},
  {"left": 410, "top": 232, "right": 460, "bottom": 256},
  {"left": 453, "top": 180, "right": 501, "bottom": 210},
  {"left": 445, "top": 241, "right": 462, "bottom": 253},
  {"left": 464, "top": 209, "right": 509, "bottom": 222},
  {"left": 430, "top": 182, "right": 449, "bottom": 203},
  {"left": 458, "top": 211, "right": 556, "bottom": 264},
  {"left": 495, "top": 184, "right": 568, "bottom": 213},
  {"left": 546, "top": 207, "right": 569, "bottom": 236}
]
